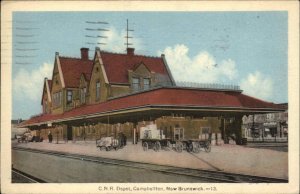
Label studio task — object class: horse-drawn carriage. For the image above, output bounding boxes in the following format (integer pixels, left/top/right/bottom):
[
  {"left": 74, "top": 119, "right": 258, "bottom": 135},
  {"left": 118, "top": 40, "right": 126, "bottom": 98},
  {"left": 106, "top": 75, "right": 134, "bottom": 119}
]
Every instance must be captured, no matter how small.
[{"left": 140, "top": 124, "right": 211, "bottom": 153}]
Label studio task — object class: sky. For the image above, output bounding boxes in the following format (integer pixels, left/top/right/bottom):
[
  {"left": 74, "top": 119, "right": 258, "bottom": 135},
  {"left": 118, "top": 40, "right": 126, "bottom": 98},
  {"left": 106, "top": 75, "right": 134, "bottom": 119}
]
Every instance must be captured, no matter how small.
[{"left": 11, "top": 12, "right": 288, "bottom": 119}]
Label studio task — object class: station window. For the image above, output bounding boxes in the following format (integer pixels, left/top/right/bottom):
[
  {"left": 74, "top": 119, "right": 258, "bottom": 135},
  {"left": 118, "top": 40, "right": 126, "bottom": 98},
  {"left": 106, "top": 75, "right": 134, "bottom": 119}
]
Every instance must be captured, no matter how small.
[
  {"left": 96, "top": 81, "right": 100, "bottom": 101},
  {"left": 67, "top": 90, "right": 73, "bottom": 104},
  {"left": 201, "top": 127, "right": 210, "bottom": 134},
  {"left": 80, "top": 87, "right": 86, "bottom": 104},
  {"left": 132, "top": 78, "right": 140, "bottom": 91},
  {"left": 52, "top": 91, "right": 62, "bottom": 107},
  {"left": 143, "top": 78, "right": 150, "bottom": 90}
]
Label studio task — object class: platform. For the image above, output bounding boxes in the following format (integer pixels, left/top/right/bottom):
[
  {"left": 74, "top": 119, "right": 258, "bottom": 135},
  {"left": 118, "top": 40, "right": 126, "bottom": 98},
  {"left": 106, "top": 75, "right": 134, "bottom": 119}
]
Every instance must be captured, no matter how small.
[{"left": 12, "top": 140, "right": 288, "bottom": 179}]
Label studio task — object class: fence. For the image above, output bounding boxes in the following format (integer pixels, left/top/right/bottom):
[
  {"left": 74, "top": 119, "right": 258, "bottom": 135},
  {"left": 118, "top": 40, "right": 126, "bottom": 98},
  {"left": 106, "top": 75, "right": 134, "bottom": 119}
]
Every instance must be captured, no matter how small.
[{"left": 175, "top": 81, "right": 240, "bottom": 91}]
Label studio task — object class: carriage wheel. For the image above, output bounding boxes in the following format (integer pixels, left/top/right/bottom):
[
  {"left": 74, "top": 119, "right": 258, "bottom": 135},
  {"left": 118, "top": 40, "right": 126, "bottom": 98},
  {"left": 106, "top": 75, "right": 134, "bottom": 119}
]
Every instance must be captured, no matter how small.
[
  {"left": 192, "top": 142, "right": 200, "bottom": 153},
  {"left": 204, "top": 141, "right": 211, "bottom": 153},
  {"left": 106, "top": 146, "right": 112, "bottom": 151},
  {"left": 115, "top": 146, "right": 119, "bottom": 151},
  {"left": 153, "top": 141, "right": 161, "bottom": 152},
  {"left": 187, "top": 142, "right": 193, "bottom": 153},
  {"left": 142, "top": 142, "right": 148, "bottom": 151},
  {"left": 165, "top": 140, "right": 171, "bottom": 151},
  {"left": 167, "top": 140, "right": 171, "bottom": 148},
  {"left": 175, "top": 142, "right": 183, "bottom": 153}
]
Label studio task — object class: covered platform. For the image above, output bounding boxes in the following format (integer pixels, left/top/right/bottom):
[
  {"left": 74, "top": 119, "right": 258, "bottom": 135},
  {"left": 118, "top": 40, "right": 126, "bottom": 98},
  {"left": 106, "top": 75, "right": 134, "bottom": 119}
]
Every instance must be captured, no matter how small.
[{"left": 19, "top": 87, "right": 286, "bottom": 144}]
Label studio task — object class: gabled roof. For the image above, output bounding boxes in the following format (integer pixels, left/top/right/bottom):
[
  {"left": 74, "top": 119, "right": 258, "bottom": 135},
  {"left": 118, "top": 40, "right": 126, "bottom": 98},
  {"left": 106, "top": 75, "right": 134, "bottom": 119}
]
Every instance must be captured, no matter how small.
[
  {"left": 21, "top": 87, "right": 285, "bottom": 127},
  {"left": 41, "top": 79, "right": 52, "bottom": 105},
  {"left": 59, "top": 57, "right": 94, "bottom": 88},
  {"left": 100, "top": 51, "right": 171, "bottom": 83}
]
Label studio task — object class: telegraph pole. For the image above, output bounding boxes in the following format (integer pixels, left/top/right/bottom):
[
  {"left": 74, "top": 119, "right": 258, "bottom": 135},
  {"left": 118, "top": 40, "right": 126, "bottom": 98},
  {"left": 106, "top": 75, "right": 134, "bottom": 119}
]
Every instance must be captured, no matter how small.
[{"left": 125, "top": 19, "right": 134, "bottom": 50}]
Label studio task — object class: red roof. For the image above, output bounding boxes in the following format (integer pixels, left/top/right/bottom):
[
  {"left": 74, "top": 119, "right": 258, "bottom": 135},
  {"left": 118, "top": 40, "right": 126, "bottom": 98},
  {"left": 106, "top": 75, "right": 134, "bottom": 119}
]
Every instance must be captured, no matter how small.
[
  {"left": 58, "top": 51, "right": 171, "bottom": 87},
  {"left": 21, "top": 87, "right": 285, "bottom": 127},
  {"left": 59, "top": 57, "right": 94, "bottom": 88},
  {"left": 100, "top": 51, "right": 171, "bottom": 83}
]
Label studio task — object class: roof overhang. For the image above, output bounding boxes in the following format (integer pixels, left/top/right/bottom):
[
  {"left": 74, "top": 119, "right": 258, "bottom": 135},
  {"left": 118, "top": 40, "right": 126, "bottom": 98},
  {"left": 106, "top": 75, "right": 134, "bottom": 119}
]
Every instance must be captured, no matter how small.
[{"left": 21, "top": 104, "right": 285, "bottom": 127}]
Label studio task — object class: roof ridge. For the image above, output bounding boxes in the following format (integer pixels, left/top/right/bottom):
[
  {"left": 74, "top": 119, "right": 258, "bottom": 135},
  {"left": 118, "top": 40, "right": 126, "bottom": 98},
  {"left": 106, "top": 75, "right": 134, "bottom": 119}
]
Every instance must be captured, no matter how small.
[
  {"left": 100, "top": 50, "right": 162, "bottom": 59},
  {"left": 59, "top": 56, "right": 93, "bottom": 61}
]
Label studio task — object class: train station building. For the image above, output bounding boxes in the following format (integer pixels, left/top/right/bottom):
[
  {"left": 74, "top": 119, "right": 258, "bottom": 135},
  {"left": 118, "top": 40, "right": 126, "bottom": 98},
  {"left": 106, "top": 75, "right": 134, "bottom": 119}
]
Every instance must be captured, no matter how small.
[{"left": 19, "top": 47, "right": 286, "bottom": 145}]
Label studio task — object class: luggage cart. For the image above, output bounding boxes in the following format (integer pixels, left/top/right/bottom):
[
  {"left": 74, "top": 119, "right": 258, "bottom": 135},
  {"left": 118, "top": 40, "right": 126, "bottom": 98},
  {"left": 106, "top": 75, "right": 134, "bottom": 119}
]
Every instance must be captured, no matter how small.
[{"left": 96, "top": 136, "right": 120, "bottom": 151}]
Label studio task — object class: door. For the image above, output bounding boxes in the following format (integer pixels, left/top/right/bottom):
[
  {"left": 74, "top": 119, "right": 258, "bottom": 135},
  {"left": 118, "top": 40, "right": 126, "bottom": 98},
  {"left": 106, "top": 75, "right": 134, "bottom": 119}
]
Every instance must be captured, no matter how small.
[{"left": 67, "top": 125, "right": 73, "bottom": 140}]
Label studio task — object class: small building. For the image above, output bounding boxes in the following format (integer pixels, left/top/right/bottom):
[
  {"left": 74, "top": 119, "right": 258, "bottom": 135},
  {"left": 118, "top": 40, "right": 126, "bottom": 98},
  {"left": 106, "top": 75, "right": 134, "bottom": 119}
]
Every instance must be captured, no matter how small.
[{"left": 243, "top": 103, "right": 288, "bottom": 141}]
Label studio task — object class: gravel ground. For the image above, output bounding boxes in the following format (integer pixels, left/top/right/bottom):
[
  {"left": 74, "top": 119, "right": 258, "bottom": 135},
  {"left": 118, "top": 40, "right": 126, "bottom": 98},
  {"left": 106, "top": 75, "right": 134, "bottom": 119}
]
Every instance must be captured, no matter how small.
[{"left": 12, "top": 140, "right": 288, "bottom": 179}]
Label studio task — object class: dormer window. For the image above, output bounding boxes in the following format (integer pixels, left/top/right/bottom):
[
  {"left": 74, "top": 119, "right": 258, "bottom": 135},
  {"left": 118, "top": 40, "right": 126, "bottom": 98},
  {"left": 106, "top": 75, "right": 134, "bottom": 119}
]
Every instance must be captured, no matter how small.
[
  {"left": 67, "top": 90, "right": 73, "bottom": 104},
  {"left": 143, "top": 78, "right": 150, "bottom": 90},
  {"left": 132, "top": 78, "right": 140, "bottom": 92}
]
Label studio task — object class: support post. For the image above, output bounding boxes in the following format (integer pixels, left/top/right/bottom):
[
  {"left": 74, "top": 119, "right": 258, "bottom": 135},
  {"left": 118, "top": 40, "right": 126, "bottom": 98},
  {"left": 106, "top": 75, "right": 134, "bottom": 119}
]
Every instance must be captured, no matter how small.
[
  {"left": 133, "top": 127, "right": 136, "bottom": 144},
  {"left": 234, "top": 115, "right": 243, "bottom": 145}
]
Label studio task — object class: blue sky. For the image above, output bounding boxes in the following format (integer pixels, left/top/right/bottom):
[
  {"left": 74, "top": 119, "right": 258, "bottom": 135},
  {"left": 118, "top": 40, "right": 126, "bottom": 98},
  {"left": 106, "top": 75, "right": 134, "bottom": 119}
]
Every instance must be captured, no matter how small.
[{"left": 12, "top": 12, "right": 288, "bottom": 119}]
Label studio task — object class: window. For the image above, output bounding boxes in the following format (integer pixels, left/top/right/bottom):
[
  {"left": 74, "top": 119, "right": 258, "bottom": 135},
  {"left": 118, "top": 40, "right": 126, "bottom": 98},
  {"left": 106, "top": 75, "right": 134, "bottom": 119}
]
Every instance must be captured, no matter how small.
[
  {"left": 143, "top": 78, "right": 150, "bottom": 90},
  {"left": 80, "top": 87, "right": 86, "bottom": 104},
  {"left": 52, "top": 91, "right": 62, "bottom": 107},
  {"left": 200, "top": 127, "right": 211, "bottom": 140},
  {"left": 96, "top": 81, "right": 100, "bottom": 101},
  {"left": 132, "top": 78, "right": 140, "bottom": 91},
  {"left": 67, "top": 90, "right": 73, "bottom": 104},
  {"left": 201, "top": 127, "right": 210, "bottom": 134}
]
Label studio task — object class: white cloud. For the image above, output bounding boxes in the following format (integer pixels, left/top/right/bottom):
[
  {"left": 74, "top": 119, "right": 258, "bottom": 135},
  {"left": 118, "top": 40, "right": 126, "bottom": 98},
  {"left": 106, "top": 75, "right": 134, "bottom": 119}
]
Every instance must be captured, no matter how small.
[
  {"left": 240, "top": 71, "right": 273, "bottom": 101},
  {"left": 158, "top": 44, "right": 238, "bottom": 83},
  {"left": 13, "top": 62, "right": 53, "bottom": 101},
  {"left": 100, "top": 27, "right": 143, "bottom": 53}
]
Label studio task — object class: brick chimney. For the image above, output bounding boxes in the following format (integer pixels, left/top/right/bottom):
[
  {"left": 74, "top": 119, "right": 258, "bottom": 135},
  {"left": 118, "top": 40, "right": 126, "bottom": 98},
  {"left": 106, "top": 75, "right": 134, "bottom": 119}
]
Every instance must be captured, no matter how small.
[
  {"left": 80, "top": 48, "right": 89, "bottom": 60},
  {"left": 127, "top": 47, "right": 135, "bottom": 56}
]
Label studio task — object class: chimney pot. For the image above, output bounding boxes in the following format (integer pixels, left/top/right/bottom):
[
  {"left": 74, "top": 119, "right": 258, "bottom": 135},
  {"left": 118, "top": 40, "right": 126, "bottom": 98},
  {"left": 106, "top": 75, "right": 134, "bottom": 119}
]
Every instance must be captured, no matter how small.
[
  {"left": 80, "top": 48, "right": 89, "bottom": 60},
  {"left": 127, "top": 48, "right": 135, "bottom": 56}
]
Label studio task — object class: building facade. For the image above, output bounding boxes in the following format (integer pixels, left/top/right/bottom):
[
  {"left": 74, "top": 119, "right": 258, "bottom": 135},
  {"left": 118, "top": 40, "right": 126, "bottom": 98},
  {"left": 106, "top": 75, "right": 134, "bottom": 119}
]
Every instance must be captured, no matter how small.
[
  {"left": 242, "top": 103, "right": 288, "bottom": 141},
  {"left": 21, "top": 47, "right": 286, "bottom": 145}
]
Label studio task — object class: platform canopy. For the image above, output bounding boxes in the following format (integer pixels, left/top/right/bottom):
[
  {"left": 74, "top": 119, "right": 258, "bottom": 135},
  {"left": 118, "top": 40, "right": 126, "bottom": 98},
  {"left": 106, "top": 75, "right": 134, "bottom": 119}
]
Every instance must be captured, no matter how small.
[{"left": 20, "top": 87, "right": 286, "bottom": 127}]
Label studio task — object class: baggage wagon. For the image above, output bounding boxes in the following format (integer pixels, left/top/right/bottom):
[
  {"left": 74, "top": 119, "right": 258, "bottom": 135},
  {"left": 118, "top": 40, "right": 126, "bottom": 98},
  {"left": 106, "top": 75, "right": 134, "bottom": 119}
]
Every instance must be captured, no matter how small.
[
  {"left": 96, "top": 136, "right": 120, "bottom": 151},
  {"left": 141, "top": 124, "right": 211, "bottom": 153}
]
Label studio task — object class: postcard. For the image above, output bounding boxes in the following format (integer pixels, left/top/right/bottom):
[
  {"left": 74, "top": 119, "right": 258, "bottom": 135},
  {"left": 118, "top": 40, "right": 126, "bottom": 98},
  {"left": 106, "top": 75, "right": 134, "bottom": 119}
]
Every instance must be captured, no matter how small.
[{"left": 1, "top": 1, "right": 299, "bottom": 194}]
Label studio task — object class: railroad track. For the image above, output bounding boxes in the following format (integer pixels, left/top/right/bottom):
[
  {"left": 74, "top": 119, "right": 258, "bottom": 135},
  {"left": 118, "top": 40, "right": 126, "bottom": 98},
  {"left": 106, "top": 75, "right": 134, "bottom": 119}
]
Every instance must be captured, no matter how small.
[
  {"left": 12, "top": 168, "right": 46, "bottom": 183},
  {"left": 12, "top": 146, "right": 288, "bottom": 183}
]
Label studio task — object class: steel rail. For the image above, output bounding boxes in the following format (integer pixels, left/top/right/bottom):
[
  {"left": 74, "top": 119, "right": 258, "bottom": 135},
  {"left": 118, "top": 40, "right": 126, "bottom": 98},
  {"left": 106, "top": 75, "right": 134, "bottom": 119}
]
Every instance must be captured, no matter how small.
[
  {"left": 12, "top": 168, "right": 46, "bottom": 183},
  {"left": 12, "top": 147, "right": 288, "bottom": 183}
]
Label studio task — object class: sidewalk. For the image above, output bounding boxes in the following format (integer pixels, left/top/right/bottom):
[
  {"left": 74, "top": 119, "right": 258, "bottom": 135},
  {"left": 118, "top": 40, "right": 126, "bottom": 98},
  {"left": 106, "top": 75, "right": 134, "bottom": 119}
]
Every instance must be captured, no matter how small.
[{"left": 13, "top": 140, "right": 288, "bottom": 179}]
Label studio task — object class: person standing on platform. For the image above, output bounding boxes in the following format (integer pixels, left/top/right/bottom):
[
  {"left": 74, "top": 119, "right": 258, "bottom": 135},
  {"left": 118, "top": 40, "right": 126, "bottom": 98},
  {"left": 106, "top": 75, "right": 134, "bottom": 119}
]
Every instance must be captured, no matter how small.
[{"left": 48, "top": 131, "right": 53, "bottom": 143}]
